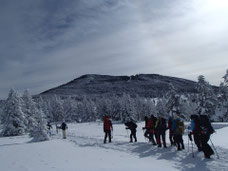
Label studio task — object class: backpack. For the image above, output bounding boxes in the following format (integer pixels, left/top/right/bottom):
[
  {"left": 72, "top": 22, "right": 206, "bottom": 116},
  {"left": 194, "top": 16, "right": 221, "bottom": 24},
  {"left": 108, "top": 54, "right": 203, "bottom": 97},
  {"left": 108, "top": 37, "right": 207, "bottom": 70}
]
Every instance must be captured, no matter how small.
[
  {"left": 125, "top": 121, "right": 137, "bottom": 129},
  {"left": 199, "top": 115, "right": 215, "bottom": 135},
  {"left": 175, "top": 119, "right": 184, "bottom": 135},
  {"left": 133, "top": 122, "right": 137, "bottom": 129}
]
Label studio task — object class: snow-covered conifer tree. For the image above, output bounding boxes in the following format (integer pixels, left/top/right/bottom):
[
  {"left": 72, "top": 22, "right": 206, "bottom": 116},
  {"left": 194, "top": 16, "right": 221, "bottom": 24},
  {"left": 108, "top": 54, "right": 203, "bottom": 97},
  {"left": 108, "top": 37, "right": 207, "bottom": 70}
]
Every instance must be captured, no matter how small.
[
  {"left": 36, "top": 96, "right": 51, "bottom": 121},
  {"left": 166, "top": 84, "right": 181, "bottom": 117},
  {"left": 51, "top": 95, "right": 64, "bottom": 122},
  {"left": 195, "top": 75, "right": 217, "bottom": 119},
  {"left": 1, "top": 88, "right": 27, "bottom": 136},
  {"left": 179, "top": 96, "right": 198, "bottom": 120},
  {"left": 156, "top": 97, "right": 168, "bottom": 118},
  {"left": 81, "top": 96, "right": 96, "bottom": 122},
  {"left": 119, "top": 93, "right": 137, "bottom": 122},
  {"left": 22, "top": 89, "right": 38, "bottom": 132},
  {"left": 217, "top": 69, "right": 228, "bottom": 121},
  {"left": 108, "top": 96, "right": 122, "bottom": 121},
  {"left": 29, "top": 108, "right": 49, "bottom": 142},
  {"left": 62, "top": 96, "right": 77, "bottom": 121},
  {"left": 95, "top": 97, "right": 110, "bottom": 119}
]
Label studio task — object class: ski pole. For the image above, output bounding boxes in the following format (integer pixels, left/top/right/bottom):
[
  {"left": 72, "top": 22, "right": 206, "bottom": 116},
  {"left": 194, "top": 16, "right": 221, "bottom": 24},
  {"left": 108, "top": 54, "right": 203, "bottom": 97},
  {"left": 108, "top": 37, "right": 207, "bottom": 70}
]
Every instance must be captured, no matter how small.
[
  {"left": 191, "top": 141, "right": 194, "bottom": 158},
  {"left": 187, "top": 129, "right": 190, "bottom": 152},
  {"left": 188, "top": 136, "right": 190, "bottom": 152},
  {"left": 210, "top": 138, "right": 219, "bottom": 159}
]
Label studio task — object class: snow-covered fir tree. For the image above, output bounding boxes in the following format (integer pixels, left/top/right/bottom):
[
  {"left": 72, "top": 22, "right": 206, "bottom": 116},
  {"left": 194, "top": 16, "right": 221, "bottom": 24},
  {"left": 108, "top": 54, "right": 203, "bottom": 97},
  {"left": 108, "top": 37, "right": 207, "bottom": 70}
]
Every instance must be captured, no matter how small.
[
  {"left": 156, "top": 97, "right": 169, "bottom": 118},
  {"left": 1, "top": 88, "right": 27, "bottom": 136},
  {"left": 22, "top": 89, "right": 37, "bottom": 132},
  {"left": 195, "top": 75, "right": 217, "bottom": 119},
  {"left": 0, "top": 100, "right": 4, "bottom": 123},
  {"left": 35, "top": 96, "right": 52, "bottom": 121},
  {"left": 166, "top": 83, "right": 181, "bottom": 117},
  {"left": 107, "top": 96, "right": 122, "bottom": 121},
  {"left": 119, "top": 93, "right": 137, "bottom": 122},
  {"left": 179, "top": 95, "right": 198, "bottom": 120},
  {"left": 81, "top": 96, "right": 96, "bottom": 122},
  {"left": 96, "top": 97, "right": 111, "bottom": 120},
  {"left": 50, "top": 95, "right": 64, "bottom": 122},
  {"left": 217, "top": 69, "right": 228, "bottom": 121},
  {"left": 29, "top": 108, "right": 49, "bottom": 142},
  {"left": 62, "top": 96, "right": 78, "bottom": 122},
  {"left": 135, "top": 96, "right": 157, "bottom": 119}
]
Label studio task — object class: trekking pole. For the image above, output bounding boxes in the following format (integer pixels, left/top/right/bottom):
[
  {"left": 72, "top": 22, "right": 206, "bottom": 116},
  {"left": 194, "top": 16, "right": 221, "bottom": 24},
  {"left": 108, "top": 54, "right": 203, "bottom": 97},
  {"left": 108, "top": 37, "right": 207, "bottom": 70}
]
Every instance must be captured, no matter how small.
[
  {"left": 210, "top": 138, "right": 220, "bottom": 159},
  {"left": 188, "top": 137, "right": 190, "bottom": 152},
  {"left": 191, "top": 141, "right": 194, "bottom": 158},
  {"left": 187, "top": 129, "right": 190, "bottom": 153}
]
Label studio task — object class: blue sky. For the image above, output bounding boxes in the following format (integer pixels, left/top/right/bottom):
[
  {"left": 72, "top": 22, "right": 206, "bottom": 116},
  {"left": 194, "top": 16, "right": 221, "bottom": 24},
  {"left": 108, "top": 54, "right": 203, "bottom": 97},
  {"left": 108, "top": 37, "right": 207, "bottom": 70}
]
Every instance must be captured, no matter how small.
[{"left": 0, "top": 0, "right": 228, "bottom": 99}]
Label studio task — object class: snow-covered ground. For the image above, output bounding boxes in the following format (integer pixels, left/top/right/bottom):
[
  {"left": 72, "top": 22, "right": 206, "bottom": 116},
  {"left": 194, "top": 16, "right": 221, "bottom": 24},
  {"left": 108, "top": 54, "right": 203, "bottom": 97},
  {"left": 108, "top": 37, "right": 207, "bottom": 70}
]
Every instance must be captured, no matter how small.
[{"left": 0, "top": 122, "right": 228, "bottom": 171}]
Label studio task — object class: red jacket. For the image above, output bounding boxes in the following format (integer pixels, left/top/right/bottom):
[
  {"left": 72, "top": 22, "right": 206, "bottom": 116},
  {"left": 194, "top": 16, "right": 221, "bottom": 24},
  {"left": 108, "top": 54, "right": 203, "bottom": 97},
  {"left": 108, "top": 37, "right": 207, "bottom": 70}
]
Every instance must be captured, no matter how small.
[
  {"left": 146, "top": 119, "right": 153, "bottom": 129},
  {"left": 103, "top": 116, "right": 113, "bottom": 132}
]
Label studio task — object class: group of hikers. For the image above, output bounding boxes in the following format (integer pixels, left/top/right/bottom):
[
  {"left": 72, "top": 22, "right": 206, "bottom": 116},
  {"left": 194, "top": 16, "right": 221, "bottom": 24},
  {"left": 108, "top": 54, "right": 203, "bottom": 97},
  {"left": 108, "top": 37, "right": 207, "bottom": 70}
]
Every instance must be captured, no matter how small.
[
  {"left": 47, "top": 113, "right": 216, "bottom": 159},
  {"left": 103, "top": 113, "right": 216, "bottom": 159},
  {"left": 47, "top": 121, "right": 68, "bottom": 139}
]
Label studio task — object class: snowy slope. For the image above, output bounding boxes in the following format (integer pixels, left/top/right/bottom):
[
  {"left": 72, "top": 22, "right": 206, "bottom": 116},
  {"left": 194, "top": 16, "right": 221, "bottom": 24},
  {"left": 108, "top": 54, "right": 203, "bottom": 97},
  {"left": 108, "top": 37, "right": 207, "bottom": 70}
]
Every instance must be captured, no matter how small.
[{"left": 0, "top": 122, "right": 228, "bottom": 171}]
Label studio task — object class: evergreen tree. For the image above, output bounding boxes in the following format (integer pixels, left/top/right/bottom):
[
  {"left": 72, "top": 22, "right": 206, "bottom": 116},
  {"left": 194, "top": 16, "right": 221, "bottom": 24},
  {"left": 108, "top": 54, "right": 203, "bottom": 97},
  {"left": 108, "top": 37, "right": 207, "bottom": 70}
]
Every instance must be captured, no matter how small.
[
  {"left": 156, "top": 97, "right": 168, "bottom": 118},
  {"left": 108, "top": 96, "right": 122, "bottom": 121},
  {"left": 179, "top": 96, "right": 198, "bottom": 120},
  {"left": 1, "top": 89, "right": 27, "bottom": 136},
  {"left": 217, "top": 69, "right": 228, "bottom": 121},
  {"left": 81, "top": 96, "right": 96, "bottom": 122},
  {"left": 29, "top": 108, "right": 49, "bottom": 142},
  {"left": 166, "top": 84, "right": 181, "bottom": 117},
  {"left": 36, "top": 96, "right": 52, "bottom": 121},
  {"left": 195, "top": 75, "right": 217, "bottom": 119},
  {"left": 62, "top": 96, "right": 78, "bottom": 122},
  {"left": 96, "top": 97, "right": 110, "bottom": 120},
  {"left": 51, "top": 95, "right": 64, "bottom": 122},
  {"left": 22, "top": 89, "right": 37, "bottom": 132},
  {"left": 119, "top": 93, "right": 137, "bottom": 122}
]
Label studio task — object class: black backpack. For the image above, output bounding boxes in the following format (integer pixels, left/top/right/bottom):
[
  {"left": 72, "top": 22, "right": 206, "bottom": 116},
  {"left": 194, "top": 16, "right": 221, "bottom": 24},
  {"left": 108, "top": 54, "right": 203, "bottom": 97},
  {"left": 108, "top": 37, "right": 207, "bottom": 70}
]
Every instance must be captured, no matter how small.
[
  {"left": 125, "top": 121, "right": 137, "bottom": 129},
  {"left": 199, "top": 115, "right": 215, "bottom": 135}
]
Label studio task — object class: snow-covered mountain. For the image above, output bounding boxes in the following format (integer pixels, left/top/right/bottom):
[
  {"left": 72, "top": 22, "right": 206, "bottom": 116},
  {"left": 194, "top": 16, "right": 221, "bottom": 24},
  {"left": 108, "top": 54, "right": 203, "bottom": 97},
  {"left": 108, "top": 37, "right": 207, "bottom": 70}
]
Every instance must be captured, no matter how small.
[{"left": 40, "top": 74, "right": 208, "bottom": 98}]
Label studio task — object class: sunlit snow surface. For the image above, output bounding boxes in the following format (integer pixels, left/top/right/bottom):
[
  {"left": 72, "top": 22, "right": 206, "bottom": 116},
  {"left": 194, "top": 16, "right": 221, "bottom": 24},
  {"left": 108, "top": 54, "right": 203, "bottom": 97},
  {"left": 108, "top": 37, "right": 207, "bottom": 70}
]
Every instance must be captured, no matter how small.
[{"left": 0, "top": 122, "right": 228, "bottom": 171}]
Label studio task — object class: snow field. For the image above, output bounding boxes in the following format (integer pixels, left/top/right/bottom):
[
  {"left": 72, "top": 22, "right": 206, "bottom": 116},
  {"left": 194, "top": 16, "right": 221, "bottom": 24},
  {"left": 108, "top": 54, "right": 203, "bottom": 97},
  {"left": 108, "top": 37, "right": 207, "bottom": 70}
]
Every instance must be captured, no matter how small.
[{"left": 0, "top": 122, "right": 228, "bottom": 171}]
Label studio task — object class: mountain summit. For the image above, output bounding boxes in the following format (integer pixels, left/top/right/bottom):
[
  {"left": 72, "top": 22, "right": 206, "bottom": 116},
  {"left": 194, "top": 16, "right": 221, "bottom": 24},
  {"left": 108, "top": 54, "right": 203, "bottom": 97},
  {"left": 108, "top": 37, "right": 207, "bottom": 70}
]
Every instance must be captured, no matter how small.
[{"left": 40, "top": 74, "right": 198, "bottom": 98}]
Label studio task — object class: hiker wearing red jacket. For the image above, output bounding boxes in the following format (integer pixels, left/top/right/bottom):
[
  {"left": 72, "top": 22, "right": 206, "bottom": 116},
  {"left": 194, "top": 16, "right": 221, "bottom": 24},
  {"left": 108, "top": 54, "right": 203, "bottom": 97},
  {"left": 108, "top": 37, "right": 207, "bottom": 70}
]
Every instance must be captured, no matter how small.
[
  {"left": 142, "top": 115, "right": 157, "bottom": 145},
  {"left": 103, "top": 115, "right": 113, "bottom": 143}
]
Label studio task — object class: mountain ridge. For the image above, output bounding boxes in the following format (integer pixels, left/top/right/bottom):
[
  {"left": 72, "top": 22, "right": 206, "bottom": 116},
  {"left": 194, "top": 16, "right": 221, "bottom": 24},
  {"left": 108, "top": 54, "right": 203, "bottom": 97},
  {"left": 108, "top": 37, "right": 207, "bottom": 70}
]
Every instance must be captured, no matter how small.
[{"left": 40, "top": 74, "right": 204, "bottom": 98}]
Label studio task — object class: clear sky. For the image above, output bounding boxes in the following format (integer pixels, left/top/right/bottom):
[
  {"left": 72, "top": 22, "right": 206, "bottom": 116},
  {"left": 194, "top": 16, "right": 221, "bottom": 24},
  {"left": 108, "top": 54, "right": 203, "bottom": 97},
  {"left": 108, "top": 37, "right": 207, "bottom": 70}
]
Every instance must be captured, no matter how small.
[{"left": 0, "top": 0, "right": 228, "bottom": 99}]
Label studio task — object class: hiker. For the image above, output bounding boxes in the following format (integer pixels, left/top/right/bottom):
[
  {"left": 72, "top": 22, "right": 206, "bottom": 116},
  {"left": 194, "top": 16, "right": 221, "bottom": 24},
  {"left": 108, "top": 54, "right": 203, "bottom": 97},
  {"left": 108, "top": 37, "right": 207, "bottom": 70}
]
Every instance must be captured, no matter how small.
[
  {"left": 199, "top": 115, "right": 215, "bottom": 159},
  {"left": 150, "top": 115, "right": 157, "bottom": 145},
  {"left": 103, "top": 115, "right": 113, "bottom": 144},
  {"left": 168, "top": 117, "right": 175, "bottom": 146},
  {"left": 125, "top": 120, "right": 137, "bottom": 142},
  {"left": 47, "top": 121, "right": 53, "bottom": 135},
  {"left": 188, "top": 115, "right": 202, "bottom": 151},
  {"left": 155, "top": 116, "right": 167, "bottom": 148},
  {"left": 173, "top": 116, "right": 185, "bottom": 151},
  {"left": 61, "top": 121, "right": 68, "bottom": 139},
  {"left": 142, "top": 115, "right": 156, "bottom": 145}
]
